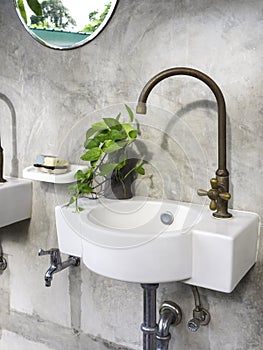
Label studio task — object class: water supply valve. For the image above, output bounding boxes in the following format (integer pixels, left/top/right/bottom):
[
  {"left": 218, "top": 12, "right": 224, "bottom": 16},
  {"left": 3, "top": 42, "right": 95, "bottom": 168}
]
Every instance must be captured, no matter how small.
[{"left": 187, "top": 307, "right": 210, "bottom": 332}]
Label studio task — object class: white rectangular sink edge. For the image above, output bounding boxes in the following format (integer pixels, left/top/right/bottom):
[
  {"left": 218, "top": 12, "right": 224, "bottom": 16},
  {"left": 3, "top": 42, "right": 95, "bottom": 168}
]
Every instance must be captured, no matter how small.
[
  {"left": 55, "top": 198, "right": 260, "bottom": 293},
  {"left": 0, "top": 177, "right": 32, "bottom": 228}
]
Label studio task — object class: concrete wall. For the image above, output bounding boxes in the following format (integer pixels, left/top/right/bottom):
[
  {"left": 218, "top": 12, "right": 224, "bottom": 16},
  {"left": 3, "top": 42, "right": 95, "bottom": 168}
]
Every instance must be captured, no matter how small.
[{"left": 0, "top": 0, "right": 262, "bottom": 349}]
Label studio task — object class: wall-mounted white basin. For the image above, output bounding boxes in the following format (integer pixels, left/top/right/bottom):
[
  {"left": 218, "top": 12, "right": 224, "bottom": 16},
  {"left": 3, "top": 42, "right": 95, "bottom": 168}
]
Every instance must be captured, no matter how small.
[
  {"left": 55, "top": 197, "right": 260, "bottom": 293},
  {"left": 0, "top": 177, "right": 32, "bottom": 228}
]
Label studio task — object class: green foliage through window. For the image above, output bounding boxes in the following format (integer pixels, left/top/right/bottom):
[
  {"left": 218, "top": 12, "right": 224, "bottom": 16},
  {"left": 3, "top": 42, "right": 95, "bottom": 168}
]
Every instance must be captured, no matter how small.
[
  {"left": 30, "top": 0, "right": 76, "bottom": 30},
  {"left": 17, "top": 0, "right": 113, "bottom": 33},
  {"left": 81, "top": 2, "right": 112, "bottom": 34}
]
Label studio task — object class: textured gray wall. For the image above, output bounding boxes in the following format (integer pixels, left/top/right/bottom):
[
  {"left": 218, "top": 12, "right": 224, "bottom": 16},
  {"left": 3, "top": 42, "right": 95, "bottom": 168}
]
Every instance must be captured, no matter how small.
[{"left": 0, "top": 0, "right": 262, "bottom": 349}]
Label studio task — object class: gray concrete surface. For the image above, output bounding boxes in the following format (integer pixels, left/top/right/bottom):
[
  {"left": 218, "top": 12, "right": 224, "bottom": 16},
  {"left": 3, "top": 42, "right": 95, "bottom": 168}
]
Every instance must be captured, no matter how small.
[{"left": 0, "top": 0, "right": 262, "bottom": 349}]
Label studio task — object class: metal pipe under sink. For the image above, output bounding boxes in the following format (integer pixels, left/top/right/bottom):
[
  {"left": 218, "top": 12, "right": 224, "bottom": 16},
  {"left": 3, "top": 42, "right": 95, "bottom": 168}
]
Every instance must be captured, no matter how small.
[{"left": 141, "top": 284, "right": 182, "bottom": 350}]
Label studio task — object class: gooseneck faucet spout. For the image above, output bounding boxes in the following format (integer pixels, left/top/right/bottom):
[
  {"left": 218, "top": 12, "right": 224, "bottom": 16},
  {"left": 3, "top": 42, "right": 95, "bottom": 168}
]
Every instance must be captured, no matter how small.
[{"left": 136, "top": 67, "right": 232, "bottom": 218}]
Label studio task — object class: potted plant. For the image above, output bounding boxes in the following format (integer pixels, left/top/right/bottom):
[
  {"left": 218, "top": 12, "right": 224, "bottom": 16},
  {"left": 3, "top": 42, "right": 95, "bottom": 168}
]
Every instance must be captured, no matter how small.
[{"left": 67, "top": 105, "right": 145, "bottom": 212}]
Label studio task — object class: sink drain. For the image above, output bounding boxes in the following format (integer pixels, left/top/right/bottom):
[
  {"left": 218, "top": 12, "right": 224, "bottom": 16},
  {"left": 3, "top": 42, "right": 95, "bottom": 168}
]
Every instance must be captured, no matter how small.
[{"left": 160, "top": 211, "right": 174, "bottom": 225}]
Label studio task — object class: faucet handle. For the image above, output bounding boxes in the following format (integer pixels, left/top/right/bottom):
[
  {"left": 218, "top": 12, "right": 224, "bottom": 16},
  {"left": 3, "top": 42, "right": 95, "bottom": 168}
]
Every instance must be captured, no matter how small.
[
  {"left": 38, "top": 248, "right": 59, "bottom": 256},
  {"left": 197, "top": 189, "right": 208, "bottom": 196},
  {"left": 197, "top": 189, "right": 217, "bottom": 211},
  {"left": 210, "top": 178, "right": 218, "bottom": 189},
  {"left": 198, "top": 178, "right": 220, "bottom": 212},
  {"left": 197, "top": 177, "right": 231, "bottom": 213},
  {"left": 38, "top": 248, "right": 61, "bottom": 265},
  {"left": 219, "top": 192, "right": 231, "bottom": 201},
  {"left": 197, "top": 178, "right": 218, "bottom": 197},
  {"left": 38, "top": 249, "right": 51, "bottom": 256}
]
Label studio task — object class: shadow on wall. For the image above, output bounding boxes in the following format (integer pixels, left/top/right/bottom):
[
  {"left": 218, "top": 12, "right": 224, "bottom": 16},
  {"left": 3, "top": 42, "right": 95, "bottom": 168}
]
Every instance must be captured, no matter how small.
[
  {"left": 162, "top": 99, "right": 233, "bottom": 205},
  {"left": 162, "top": 99, "right": 232, "bottom": 173},
  {"left": 0, "top": 93, "right": 19, "bottom": 177}
]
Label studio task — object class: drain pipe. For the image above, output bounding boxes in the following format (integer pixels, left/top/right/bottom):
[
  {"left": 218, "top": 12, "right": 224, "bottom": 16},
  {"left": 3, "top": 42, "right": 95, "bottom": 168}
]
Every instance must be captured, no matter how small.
[
  {"left": 141, "top": 284, "right": 182, "bottom": 350},
  {"left": 141, "top": 284, "right": 158, "bottom": 350},
  {"left": 156, "top": 301, "right": 182, "bottom": 350}
]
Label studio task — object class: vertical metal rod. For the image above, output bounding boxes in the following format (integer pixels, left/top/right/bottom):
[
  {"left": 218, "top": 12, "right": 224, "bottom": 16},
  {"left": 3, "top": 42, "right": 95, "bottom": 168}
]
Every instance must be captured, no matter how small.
[
  {"left": 0, "top": 137, "right": 6, "bottom": 182},
  {"left": 141, "top": 284, "right": 159, "bottom": 350}
]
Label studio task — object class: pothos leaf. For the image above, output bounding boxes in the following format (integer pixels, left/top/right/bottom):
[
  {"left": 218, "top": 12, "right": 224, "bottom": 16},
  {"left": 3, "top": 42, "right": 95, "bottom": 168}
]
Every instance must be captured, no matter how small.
[
  {"left": 17, "top": 0, "right": 27, "bottom": 23},
  {"left": 84, "top": 138, "right": 100, "bottom": 149},
  {"left": 121, "top": 123, "right": 138, "bottom": 139},
  {"left": 77, "top": 183, "right": 93, "bottom": 194},
  {"left": 103, "top": 117, "right": 121, "bottom": 130},
  {"left": 108, "top": 129, "right": 126, "bottom": 141},
  {"left": 135, "top": 162, "right": 145, "bottom": 175},
  {"left": 125, "top": 104, "right": 134, "bottom": 122},
  {"left": 102, "top": 140, "right": 123, "bottom": 154},
  {"left": 26, "top": 0, "right": 42, "bottom": 16},
  {"left": 99, "top": 163, "right": 118, "bottom": 176},
  {"left": 91, "top": 121, "right": 108, "bottom": 131},
  {"left": 86, "top": 127, "right": 97, "bottom": 139},
  {"left": 68, "top": 196, "right": 77, "bottom": 205},
  {"left": 95, "top": 130, "right": 110, "bottom": 142},
  {"left": 74, "top": 169, "right": 85, "bottom": 180},
  {"left": 81, "top": 147, "right": 102, "bottom": 161}
]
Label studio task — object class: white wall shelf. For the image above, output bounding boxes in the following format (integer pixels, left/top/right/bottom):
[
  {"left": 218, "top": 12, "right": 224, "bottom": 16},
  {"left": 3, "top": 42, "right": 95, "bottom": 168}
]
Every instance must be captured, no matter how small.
[{"left": 23, "top": 165, "right": 87, "bottom": 184}]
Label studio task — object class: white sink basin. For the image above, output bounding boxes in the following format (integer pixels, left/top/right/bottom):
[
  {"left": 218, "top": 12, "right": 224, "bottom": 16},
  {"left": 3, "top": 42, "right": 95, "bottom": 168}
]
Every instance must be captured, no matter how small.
[
  {"left": 0, "top": 177, "right": 32, "bottom": 228},
  {"left": 55, "top": 196, "right": 260, "bottom": 292}
]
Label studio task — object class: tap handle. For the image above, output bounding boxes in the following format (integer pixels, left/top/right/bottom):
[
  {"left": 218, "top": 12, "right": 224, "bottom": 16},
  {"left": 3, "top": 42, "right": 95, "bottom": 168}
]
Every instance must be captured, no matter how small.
[
  {"left": 197, "top": 178, "right": 220, "bottom": 212},
  {"left": 197, "top": 188, "right": 217, "bottom": 212},
  {"left": 210, "top": 178, "right": 218, "bottom": 189},
  {"left": 197, "top": 189, "right": 208, "bottom": 196},
  {"left": 38, "top": 248, "right": 59, "bottom": 256},
  {"left": 197, "top": 178, "right": 218, "bottom": 197},
  {"left": 210, "top": 200, "right": 217, "bottom": 211},
  {"left": 38, "top": 248, "right": 61, "bottom": 260},
  {"left": 198, "top": 178, "right": 221, "bottom": 200},
  {"left": 38, "top": 248, "right": 62, "bottom": 265},
  {"left": 38, "top": 249, "right": 52, "bottom": 256},
  {"left": 219, "top": 192, "right": 231, "bottom": 201}
]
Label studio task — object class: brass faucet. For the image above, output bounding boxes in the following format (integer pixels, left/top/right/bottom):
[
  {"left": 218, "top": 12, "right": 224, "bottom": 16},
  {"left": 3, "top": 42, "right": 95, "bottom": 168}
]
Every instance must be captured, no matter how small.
[{"left": 136, "top": 67, "right": 232, "bottom": 218}]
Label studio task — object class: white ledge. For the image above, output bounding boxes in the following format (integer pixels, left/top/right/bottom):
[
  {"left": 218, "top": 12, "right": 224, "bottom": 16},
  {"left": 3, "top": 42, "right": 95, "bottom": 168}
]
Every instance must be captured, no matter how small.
[{"left": 22, "top": 164, "right": 87, "bottom": 184}]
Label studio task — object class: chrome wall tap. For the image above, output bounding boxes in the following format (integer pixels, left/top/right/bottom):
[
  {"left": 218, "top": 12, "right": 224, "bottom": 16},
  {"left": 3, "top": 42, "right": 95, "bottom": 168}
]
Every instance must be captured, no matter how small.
[{"left": 38, "top": 248, "right": 80, "bottom": 287}]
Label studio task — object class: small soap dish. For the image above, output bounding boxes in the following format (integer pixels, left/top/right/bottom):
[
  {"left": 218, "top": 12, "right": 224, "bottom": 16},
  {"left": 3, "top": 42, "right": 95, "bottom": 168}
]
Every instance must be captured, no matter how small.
[{"left": 33, "top": 163, "right": 69, "bottom": 175}]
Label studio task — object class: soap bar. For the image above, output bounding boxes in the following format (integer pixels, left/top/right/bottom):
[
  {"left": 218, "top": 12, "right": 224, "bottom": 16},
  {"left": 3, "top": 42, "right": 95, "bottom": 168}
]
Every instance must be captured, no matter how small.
[
  {"left": 44, "top": 156, "right": 68, "bottom": 167},
  {"left": 35, "top": 155, "right": 68, "bottom": 167}
]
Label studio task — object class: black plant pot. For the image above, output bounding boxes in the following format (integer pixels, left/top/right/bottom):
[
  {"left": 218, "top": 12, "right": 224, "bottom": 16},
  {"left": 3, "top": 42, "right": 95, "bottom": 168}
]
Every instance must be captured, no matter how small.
[{"left": 104, "top": 158, "right": 139, "bottom": 200}]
